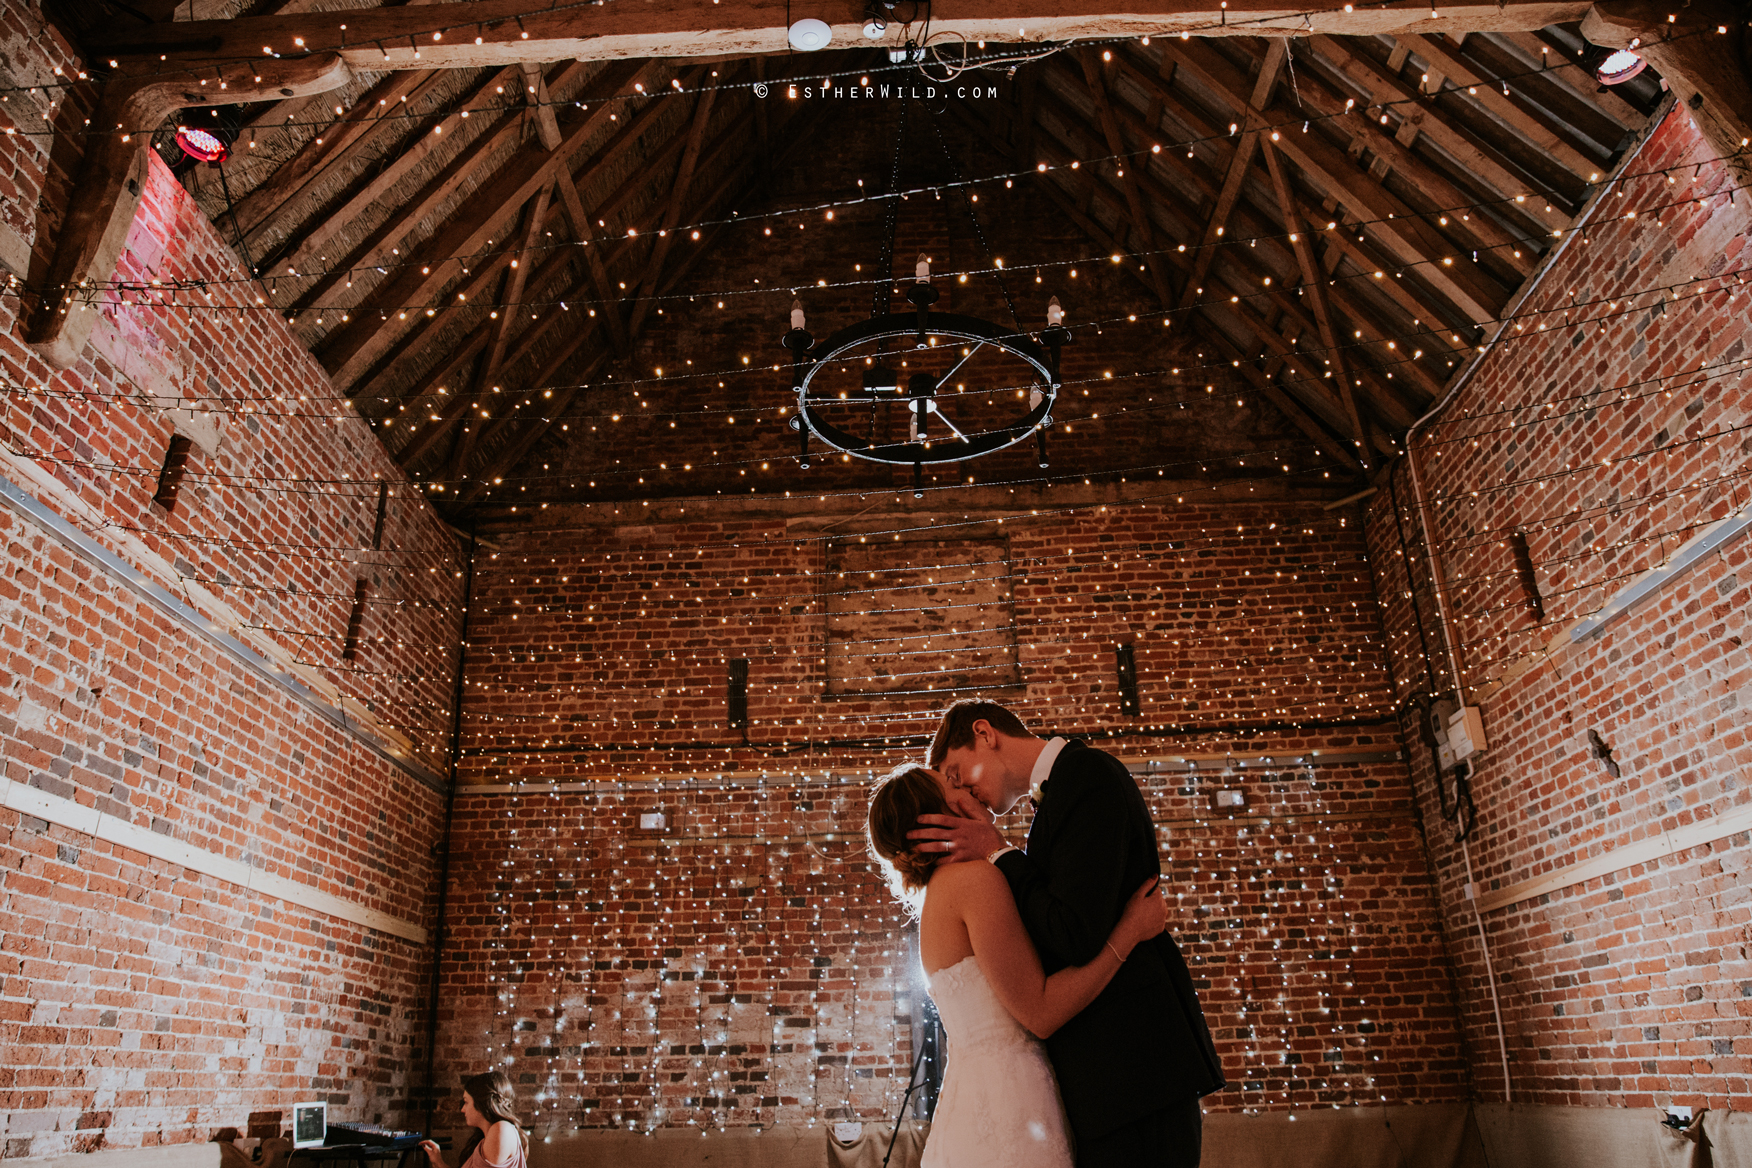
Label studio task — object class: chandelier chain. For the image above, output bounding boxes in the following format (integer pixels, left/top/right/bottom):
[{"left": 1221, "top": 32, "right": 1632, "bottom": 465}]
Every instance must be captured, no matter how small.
[{"left": 928, "top": 110, "right": 1021, "bottom": 331}]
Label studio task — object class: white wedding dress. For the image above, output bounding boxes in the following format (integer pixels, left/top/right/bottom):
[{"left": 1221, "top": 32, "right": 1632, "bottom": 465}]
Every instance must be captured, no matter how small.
[{"left": 920, "top": 956, "right": 1076, "bottom": 1168}]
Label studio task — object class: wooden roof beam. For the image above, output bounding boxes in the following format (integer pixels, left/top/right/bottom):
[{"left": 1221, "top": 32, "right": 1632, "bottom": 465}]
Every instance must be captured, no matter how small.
[
  {"left": 457, "top": 97, "right": 831, "bottom": 496},
  {"left": 1207, "top": 332, "right": 1368, "bottom": 475},
  {"left": 94, "top": 1, "right": 1596, "bottom": 75},
  {"left": 316, "top": 62, "right": 686, "bottom": 389},
  {"left": 1238, "top": 41, "right": 1536, "bottom": 283},
  {"left": 1117, "top": 51, "right": 1469, "bottom": 342},
  {"left": 953, "top": 98, "right": 1361, "bottom": 473},
  {"left": 1392, "top": 33, "right": 1600, "bottom": 180},
  {"left": 280, "top": 62, "right": 550, "bottom": 317},
  {"left": 1176, "top": 39, "right": 1284, "bottom": 309},
  {"left": 447, "top": 182, "right": 556, "bottom": 480},
  {"left": 1261, "top": 137, "right": 1372, "bottom": 466},
  {"left": 1080, "top": 49, "right": 1174, "bottom": 310},
  {"left": 400, "top": 97, "right": 761, "bottom": 457},
  {"left": 1094, "top": 51, "right": 1467, "bottom": 396},
  {"left": 1303, "top": 35, "right": 1564, "bottom": 223},
  {"left": 553, "top": 169, "right": 631, "bottom": 357},
  {"left": 628, "top": 80, "right": 720, "bottom": 334},
  {"left": 520, "top": 61, "right": 564, "bottom": 151},
  {"left": 229, "top": 69, "right": 443, "bottom": 247},
  {"left": 1090, "top": 62, "right": 1464, "bottom": 398},
  {"left": 376, "top": 323, "right": 494, "bottom": 461},
  {"left": 1514, "top": 31, "right": 1645, "bottom": 132},
  {"left": 1163, "top": 38, "right": 1508, "bottom": 325}
]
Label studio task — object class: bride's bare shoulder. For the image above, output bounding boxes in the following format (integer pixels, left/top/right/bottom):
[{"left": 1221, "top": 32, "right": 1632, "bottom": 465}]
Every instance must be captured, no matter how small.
[{"left": 928, "top": 860, "right": 1008, "bottom": 899}]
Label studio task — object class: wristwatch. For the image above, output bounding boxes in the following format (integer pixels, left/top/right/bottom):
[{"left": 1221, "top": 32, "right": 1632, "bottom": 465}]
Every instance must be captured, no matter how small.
[{"left": 986, "top": 845, "right": 1019, "bottom": 865}]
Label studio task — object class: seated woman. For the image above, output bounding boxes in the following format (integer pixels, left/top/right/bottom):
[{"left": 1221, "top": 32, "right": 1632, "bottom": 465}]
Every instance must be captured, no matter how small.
[
  {"left": 419, "top": 1071, "right": 526, "bottom": 1168},
  {"left": 866, "top": 765, "right": 1166, "bottom": 1168}
]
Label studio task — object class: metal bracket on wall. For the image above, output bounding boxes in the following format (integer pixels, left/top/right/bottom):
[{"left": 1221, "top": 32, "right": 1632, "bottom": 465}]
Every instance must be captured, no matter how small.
[{"left": 1570, "top": 503, "right": 1752, "bottom": 642}]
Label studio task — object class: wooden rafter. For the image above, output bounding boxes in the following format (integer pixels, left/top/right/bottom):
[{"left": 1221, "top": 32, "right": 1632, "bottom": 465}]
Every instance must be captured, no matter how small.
[
  {"left": 952, "top": 97, "right": 1363, "bottom": 474},
  {"left": 1079, "top": 49, "right": 1173, "bottom": 309},
  {"left": 1516, "top": 31, "right": 1645, "bottom": 132},
  {"left": 1163, "top": 38, "right": 1508, "bottom": 325},
  {"left": 1112, "top": 48, "right": 1469, "bottom": 345},
  {"left": 1175, "top": 39, "right": 1284, "bottom": 310},
  {"left": 457, "top": 97, "right": 829, "bottom": 496},
  {"left": 316, "top": 61, "right": 677, "bottom": 390},
  {"left": 229, "top": 69, "right": 442, "bottom": 246},
  {"left": 1262, "top": 138, "right": 1371, "bottom": 465},
  {"left": 386, "top": 96, "right": 761, "bottom": 473},
  {"left": 553, "top": 170, "right": 631, "bottom": 356},
  {"left": 376, "top": 323, "right": 493, "bottom": 455},
  {"left": 94, "top": 1, "right": 1595, "bottom": 76},
  {"left": 1250, "top": 42, "right": 1536, "bottom": 283},
  {"left": 1303, "top": 35, "right": 1562, "bottom": 223},
  {"left": 447, "top": 182, "right": 555, "bottom": 480},
  {"left": 520, "top": 61, "right": 564, "bottom": 150},
  {"left": 282, "top": 62, "right": 539, "bottom": 316},
  {"left": 1041, "top": 58, "right": 1452, "bottom": 409},
  {"left": 1393, "top": 33, "right": 1599, "bottom": 182},
  {"left": 627, "top": 81, "right": 720, "bottom": 334},
  {"left": 349, "top": 236, "right": 529, "bottom": 408}
]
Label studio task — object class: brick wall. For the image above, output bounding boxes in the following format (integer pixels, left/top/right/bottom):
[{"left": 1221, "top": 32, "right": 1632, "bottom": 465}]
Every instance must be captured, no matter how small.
[
  {"left": 0, "top": 4, "right": 467, "bottom": 1153},
  {"left": 432, "top": 494, "right": 1470, "bottom": 1135},
  {"left": 1364, "top": 104, "right": 1751, "bottom": 1111}
]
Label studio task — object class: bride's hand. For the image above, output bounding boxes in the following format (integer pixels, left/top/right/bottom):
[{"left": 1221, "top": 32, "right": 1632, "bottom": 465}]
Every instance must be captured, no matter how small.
[{"left": 1111, "top": 876, "right": 1167, "bottom": 956}]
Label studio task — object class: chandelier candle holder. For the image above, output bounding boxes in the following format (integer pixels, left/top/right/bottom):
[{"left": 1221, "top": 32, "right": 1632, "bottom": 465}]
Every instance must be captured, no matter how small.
[{"left": 785, "top": 261, "right": 1069, "bottom": 498}]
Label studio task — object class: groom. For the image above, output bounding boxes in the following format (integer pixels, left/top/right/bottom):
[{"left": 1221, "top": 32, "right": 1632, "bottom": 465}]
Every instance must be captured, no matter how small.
[{"left": 910, "top": 699, "right": 1225, "bottom": 1166}]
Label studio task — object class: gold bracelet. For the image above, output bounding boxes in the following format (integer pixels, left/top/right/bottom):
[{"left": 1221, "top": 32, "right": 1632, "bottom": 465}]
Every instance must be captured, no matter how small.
[{"left": 1105, "top": 941, "right": 1126, "bottom": 963}]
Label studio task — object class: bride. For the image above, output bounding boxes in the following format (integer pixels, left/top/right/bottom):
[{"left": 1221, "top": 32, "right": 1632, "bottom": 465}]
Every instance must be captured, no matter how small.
[{"left": 866, "top": 764, "right": 1167, "bottom": 1168}]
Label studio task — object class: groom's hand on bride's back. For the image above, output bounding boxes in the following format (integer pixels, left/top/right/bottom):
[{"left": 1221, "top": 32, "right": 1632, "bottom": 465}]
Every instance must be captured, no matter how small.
[{"left": 909, "top": 791, "right": 1006, "bottom": 863}]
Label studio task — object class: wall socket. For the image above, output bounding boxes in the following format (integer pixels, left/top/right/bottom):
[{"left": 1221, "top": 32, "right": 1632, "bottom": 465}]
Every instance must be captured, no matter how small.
[{"left": 1212, "top": 789, "right": 1246, "bottom": 810}]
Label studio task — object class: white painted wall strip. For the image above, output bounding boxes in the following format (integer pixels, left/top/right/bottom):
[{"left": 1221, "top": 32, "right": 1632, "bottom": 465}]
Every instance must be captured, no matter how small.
[
  {"left": 0, "top": 775, "right": 428, "bottom": 944},
  {"left": 1477, "top": 796, "right": 1752, "bottom": 914}
]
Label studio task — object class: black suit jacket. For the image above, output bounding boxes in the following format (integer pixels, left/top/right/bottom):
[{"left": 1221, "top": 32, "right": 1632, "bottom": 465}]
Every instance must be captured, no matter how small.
[{"left": 993, "top": 739, "right": 1226, "bottom": 1142}]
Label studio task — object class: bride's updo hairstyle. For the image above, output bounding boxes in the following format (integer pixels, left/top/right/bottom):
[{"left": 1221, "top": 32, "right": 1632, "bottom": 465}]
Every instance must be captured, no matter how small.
[{"left": 867, "top": 764, "right": 951, "bottom": 911}]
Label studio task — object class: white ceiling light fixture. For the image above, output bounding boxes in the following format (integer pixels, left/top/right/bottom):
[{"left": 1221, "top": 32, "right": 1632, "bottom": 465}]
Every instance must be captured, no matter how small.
[{"left": 788, "top": 18, "right": 832, "bottom": 51}]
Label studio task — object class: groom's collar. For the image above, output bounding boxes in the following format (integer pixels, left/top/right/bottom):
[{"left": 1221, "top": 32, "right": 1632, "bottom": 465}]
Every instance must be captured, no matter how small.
[{"left": 1027, "top": 736, "right": 1069, "bottom": 804}]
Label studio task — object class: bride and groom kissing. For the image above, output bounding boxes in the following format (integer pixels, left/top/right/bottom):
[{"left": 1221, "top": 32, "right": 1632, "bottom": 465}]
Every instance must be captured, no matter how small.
[{"left": 866, "top": 699, "right": 1226, "bottom": 1168}]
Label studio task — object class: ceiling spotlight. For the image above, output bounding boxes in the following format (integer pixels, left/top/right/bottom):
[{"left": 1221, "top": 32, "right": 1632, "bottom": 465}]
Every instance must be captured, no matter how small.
[
  {"left": 1595, "top": 48, "right": 1646, "bottom": 85},
  {"left": 175, "top": 124, "right": 229, "bottom": 162},
  {"left": 788, "top": 18, "right": 832, "bottom": 51},
  {"left": 170, "top": 106, "right": 240, "bottom": 166}
]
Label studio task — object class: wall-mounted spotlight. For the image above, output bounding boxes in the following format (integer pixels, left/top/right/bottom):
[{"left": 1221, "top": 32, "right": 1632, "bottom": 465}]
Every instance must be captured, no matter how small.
[
  {"left": 1595, "top": 47, "right": 1646, "bottom": 85},
  {"left": 175, "top": 123, "right": 229, "bottom": 162}
]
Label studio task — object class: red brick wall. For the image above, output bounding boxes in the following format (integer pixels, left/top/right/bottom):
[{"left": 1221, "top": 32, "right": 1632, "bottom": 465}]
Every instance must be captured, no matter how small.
[
  {"left": 0, "top": 5, "right": 466, "bottom": 1153},
  {"left": 433, "top": 496, "right": 1470, "bottom": 1134},
  {"left": 1364, "top": 105, "right": 1751, "bottom": 1111}
]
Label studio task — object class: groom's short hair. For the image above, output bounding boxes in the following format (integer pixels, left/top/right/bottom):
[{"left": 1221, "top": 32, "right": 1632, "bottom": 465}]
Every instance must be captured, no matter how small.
[{"left": 928, "top": 699, "right": 1032, "bottom": 766}]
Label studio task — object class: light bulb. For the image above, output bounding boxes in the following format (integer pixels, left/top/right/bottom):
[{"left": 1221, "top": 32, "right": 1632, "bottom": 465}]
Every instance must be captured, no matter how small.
[
  {"left": 1047, "top": 295, "right": 1064, "bottom": 326},
  {"left": 790, "top": 299, "right": 805, "bottom": 330},
  {"left": 915, "top": 254, "right": 931, "bottom": 282}
]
